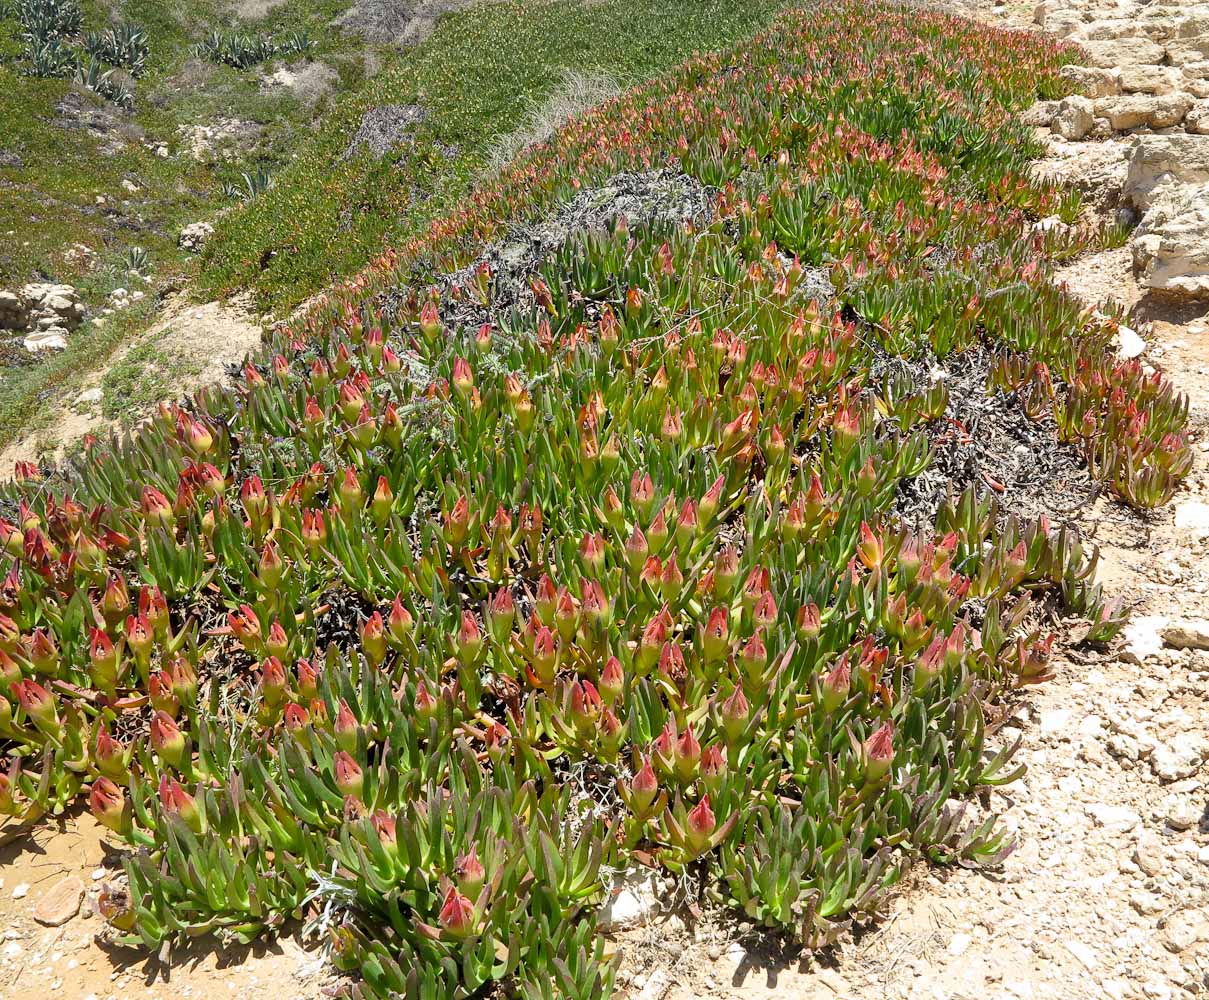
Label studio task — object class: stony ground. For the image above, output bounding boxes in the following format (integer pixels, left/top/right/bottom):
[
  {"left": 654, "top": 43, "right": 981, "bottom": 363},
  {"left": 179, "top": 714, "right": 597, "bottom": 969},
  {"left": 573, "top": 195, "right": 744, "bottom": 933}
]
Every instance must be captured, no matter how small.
[{"left": 3, "top": 2, "right": 1209, "bottom": 999}]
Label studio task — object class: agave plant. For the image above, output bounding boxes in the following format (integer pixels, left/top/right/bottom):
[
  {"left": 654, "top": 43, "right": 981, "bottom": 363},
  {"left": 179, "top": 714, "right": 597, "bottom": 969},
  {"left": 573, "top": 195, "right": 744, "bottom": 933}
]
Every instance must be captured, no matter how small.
[
  {"left": 222, "top": 167, "right": 272, "bottom": 202},
  {"left": 12, "top": 0, "right": 81, "bottom": 41},
  {"left": 83, "top": 23, "right": 149, "bottom": 76},
  {"left": 74, "top": 56, "right": 134, "bottom": 110},
  {"left": 194, "top": 30, "right": 278, "bottom": 69},
  {"left": 25, "top": 35, "right": 76, "bottom": 77}
]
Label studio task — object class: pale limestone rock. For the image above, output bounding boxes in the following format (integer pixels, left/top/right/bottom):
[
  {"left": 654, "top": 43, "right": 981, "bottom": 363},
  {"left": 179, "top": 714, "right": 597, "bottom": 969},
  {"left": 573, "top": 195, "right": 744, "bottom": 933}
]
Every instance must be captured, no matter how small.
[
  {"left": 1022, "top": 99, "right": 1059, "bottom": 127},
  {"left": 1060, "top": 64, "right": 1121, "bottom": 98},
  {"left": 1054, "top": 95, "right": 1095, "bottom": 139},
  {"left": 1168, "top": 34, "right": 1209, "bottom": 66},
  {"left": 1123, "top": 134, "right": 1209, "bottom": 207},
  {"left": 1187, "top": 99, "right": 1209, "bottom": 133},
  {"left": 1151, "top": 733, "right": 1208, "bottom": 782},
  {"left": 1163, "top": 618, "right": 1209, "bottom": 650},
  {"left": 1083, "top": 18, "right": 1140, "bottom": 40},
  {"left": 23, "top": 328, "right": 67, "bottom": 352},
  {"left": 1095, "top": 94, "right": 1192, "bottom": 130},
  {"left": 1163, "top": 912, "right": 1209, "bottom": 953},
  {"left": 1133, "top": 212, "right": 1209, "bottom": 297},
  {"left": 1082, "top": 37, "right": 1166, "bottom": 68},
  {"left": 1120, "top": 65, "right": 1184, "bottom": 95}
]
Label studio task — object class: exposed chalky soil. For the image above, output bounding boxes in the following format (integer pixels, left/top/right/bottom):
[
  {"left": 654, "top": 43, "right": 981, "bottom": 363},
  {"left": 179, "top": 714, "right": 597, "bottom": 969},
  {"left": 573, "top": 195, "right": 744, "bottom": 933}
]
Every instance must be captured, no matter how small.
[{"left": 1, "top": 2, "right": 1206, "bottom": 999}]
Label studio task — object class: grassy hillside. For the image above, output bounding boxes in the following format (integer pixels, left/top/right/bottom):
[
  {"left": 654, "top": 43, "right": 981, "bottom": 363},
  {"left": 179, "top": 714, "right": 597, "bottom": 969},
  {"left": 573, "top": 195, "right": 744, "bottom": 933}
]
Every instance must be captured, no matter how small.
[
  {"left": 0, "top": 0, "right": 381, "bottom": 289},
  {"left": 197, "top": 0, "right": 792, "bottom": 314},
  {"left": 0, "top": 0, "right": 392, "bottom": 450},
  {"left": 0, "top": 0, "right": 789, "bottom": 455}
]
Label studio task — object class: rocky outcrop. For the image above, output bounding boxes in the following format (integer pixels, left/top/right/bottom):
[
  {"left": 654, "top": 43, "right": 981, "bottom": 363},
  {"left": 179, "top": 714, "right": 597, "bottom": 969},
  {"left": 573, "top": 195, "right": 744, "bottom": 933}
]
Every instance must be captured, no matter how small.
[
  {"left": 1130, "top": 188, "right": 1209, "bottom": 298},
  {"left": 1122, "top": 135, "right": 1209, "bottom": 298},
  {"left": 0, "top": 283, "right": 85, "bottom": 352},
  {"left": 1027, "top": 2, "right": 1209, "bottom": 301},
  {"left": 1122, "top": 134, "right": 1209, "bottom": 206},
  {"left": 0, "top": 290, "right": 26, "bottom": 331},
  {"left": 1027, "top": 2, "right": 1209, "bottom": 140},
  {"left": 179, "top": 221, "right": 215, "bottom": 254}
]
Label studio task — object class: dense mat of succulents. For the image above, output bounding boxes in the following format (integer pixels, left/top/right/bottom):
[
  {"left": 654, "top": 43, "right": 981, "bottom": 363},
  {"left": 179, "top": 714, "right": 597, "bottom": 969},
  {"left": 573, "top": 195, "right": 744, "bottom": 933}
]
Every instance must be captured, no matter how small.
[{"left": 0, "top": 2, "right": 1195, "bottom": 996}]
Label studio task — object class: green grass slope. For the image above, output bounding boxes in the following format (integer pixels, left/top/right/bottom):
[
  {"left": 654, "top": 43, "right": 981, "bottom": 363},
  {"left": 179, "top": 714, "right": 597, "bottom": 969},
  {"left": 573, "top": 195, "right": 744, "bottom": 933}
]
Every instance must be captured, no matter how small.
[
  {"left": 197, "top": 0, "right": 791, "bottom": 314},
  {"left": 0, "top": 0, "right": 789, "bottom": 455}
]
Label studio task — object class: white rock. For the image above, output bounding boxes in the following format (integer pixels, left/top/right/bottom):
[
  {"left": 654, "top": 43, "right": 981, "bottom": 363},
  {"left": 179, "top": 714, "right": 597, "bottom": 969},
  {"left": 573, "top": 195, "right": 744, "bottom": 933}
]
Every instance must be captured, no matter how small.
[
  {"left": 1119, "top": 65, "right": 1184, "bottom": 95},
  {"left": 179, "top": 221, "right": 215, "bottom": 254},
  {"left": 1131, "top": 890, "right": 1166, "bottom": 914},
  {"left": 1114, "top": 325, "right": 1146, "bottom": 359},
  {"left": 23, "top": 329, "right": 67, "bottom": 352},
  {"left": 1065, "top": 940, "right": 1099, "bottom": 971},
  {"left": 597, "top": 869, "right": 660, "bottom": 931},
  {"left": 632, "top": 969, "right": 671, "bottom": 1000},
  {"left": 1082, "top": 38, "right": 1166, "bottom": 68},
  {"left": 1086, "top": 803, "right": 1141, "bottom": 831},
  {"left": 1151, "top": 734, "right": 1208, "bottom": 781},
  {"left": 1174, "top": 499, "right": 1209, "bottom": 538},
  {"left": 1162, "top": 911, "right": 1209, "bottom": 952},
  {"left": 1121, "top": 615, "right": 1169, "bottom": 663},
  {"left": 948, "top": 932, "right": 972, "bottom": 956},
  {"left": 1034, "top": 706, "right": 1073, "bottom": 740},
  {"left": 1155, "top": 798, "right": 1194, "bottom": 836},
  {"left": 12, "top": 883, "right": 29, "bottom": 899},
  {"left": 1187, "top": 99, "right": 1209, "bottom": 134}
]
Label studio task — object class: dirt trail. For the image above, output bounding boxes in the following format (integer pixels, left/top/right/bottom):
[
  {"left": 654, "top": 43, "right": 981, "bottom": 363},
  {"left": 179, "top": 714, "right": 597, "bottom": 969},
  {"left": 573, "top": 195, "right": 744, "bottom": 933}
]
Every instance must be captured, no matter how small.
[
  {"left": 0, "top": 294, "right": 263, "bottom": 470},
  {"left": 2, "top": 3, "right": 1209, "bottom": 998}
]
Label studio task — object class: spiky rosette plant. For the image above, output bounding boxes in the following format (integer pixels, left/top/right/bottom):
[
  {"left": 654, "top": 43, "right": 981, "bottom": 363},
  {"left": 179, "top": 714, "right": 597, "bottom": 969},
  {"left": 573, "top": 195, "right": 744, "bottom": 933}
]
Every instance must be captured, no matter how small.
[{"left": 0, "top": 2, "right": 1184, "bottom": 997}]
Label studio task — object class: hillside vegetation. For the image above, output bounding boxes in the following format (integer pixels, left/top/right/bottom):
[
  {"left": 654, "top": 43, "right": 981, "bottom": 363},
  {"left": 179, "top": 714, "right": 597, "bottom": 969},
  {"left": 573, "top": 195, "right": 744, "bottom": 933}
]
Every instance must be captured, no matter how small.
[
  {"left": 0, "top": 0, "right": 789, "bottom": 454},
  {"left": 196, "top": 0, "right": 792, "bottom": 313},
  {"left": 0, "top": 2, "right": 1193, "bottom": 999}
]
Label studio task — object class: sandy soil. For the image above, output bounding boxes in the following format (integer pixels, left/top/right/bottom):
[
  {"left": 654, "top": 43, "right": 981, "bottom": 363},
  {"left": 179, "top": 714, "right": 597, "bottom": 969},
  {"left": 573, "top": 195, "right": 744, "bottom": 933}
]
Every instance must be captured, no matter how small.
[{"left": 0, "top": 811, "right": 330, "bottom": 1000}]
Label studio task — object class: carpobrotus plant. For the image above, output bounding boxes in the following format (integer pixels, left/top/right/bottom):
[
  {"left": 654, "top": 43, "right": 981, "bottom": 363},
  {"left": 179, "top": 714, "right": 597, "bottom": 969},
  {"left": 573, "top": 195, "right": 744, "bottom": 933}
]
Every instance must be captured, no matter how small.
[{"left": 0, "top": 2, "right": 1187, "bottom": 997}]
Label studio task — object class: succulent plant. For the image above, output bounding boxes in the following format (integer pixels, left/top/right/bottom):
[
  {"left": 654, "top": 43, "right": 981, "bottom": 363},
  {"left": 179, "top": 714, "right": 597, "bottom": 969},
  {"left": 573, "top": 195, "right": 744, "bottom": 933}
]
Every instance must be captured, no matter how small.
[{"left": 0, "top": 2, "right": 1185, "bottom": 996}]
